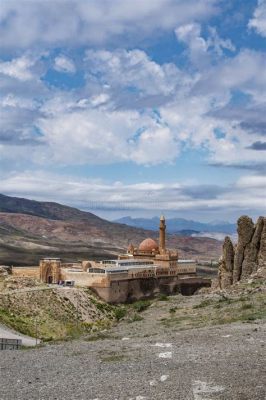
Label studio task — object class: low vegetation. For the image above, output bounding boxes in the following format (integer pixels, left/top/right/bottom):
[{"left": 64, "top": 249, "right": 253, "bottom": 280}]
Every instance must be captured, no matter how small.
[
  {"left": 131, "top": 299, "right": 151, "bottom": 312},
  {"left": 161, "top": 291, "right": 266, "bottom": 330},
  {"left": 0, "top": 288, "right": 115, "bottom": 341},
  {"left": 0, "top": 275, "right": 265, "bottom": 344}
]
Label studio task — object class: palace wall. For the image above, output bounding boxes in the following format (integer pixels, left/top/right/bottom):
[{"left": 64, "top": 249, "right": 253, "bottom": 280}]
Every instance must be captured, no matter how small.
[
  {"left": 12, "top": 266, "right": 39, "bottom": 278},
  {"left": 60, "top": 270, "right": 109, "bottom": 287},
  {"left": 91, "top": 276, "right": 211, "bottom": 303}
]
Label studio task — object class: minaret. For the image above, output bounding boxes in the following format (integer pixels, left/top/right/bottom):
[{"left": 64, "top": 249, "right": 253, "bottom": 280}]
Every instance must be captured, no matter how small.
[{"left": 159, "top": 215, "right": 166, "bottom": 253}]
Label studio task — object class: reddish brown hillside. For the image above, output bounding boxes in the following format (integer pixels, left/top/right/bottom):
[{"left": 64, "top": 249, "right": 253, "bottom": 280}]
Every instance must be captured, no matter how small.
[
  {"left": 0, "top": 212, "right": 222, "bottom": 265},
  {"left": 0, "top": 193, "right": 222, "bottom": 265}
]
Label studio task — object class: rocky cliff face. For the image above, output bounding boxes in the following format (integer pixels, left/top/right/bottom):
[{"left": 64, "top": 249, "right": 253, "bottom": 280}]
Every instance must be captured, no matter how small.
[{"left": 218, "top": 216, "right": 266, "bottom": 289}]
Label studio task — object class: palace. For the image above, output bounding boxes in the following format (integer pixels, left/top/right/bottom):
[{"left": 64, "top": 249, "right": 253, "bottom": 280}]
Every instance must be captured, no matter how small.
[{"left": 12, "top": 216, "right": 210, "bottom": 303}]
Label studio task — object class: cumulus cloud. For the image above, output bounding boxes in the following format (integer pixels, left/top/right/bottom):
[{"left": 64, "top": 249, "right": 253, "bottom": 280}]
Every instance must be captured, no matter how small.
[
  {"left": 194, "top": 49, "right": 266, "bottom": 96},
  {"left": 0, "top": 0, "right": 265, "bottom": 220},
  {"left": 207, "top": 27, "right": 235, "bottom": 56},
  {"left": 1, "top": 45, "right": 266, "bottom": 171},
  {"left": 175, "top": 23, "right": 208, "bottom": 66},
  {"left": 175, "top": 23, "right": 235, "bottom": 67},
  {"left": 249, "top": 0, "right": 266, "bottom": 37},
  {"left": 0, "top": 56, "right": 36, "bottom": 81},
  {"left": 0, "top": 0, "right": 219, "bottom": 50},
  {"left": 54, "top": 55, "right": 76, "bottom": 74},
  {"left": 85, "top": 49, "right": 184, "bottom": 97},
  {"left": 36, "top": 108, "right": 179, "bottom": 165}
]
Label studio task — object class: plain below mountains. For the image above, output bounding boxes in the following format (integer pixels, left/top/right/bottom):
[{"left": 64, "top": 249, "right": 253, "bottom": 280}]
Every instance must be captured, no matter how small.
[{"left": 0, "top": 193, "right": 222, "bottom": 266}]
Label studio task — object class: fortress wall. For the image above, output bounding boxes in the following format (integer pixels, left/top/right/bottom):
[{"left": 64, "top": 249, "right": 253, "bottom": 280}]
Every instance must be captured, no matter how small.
[
  {"left": 93, "top": 276, "right": 211, "bottom": 303},
  {"left": 60, "top": 270, "right": 110, "bottom": 287},
  {"left": 61, "top": 270, "right": 133, "bottom": 286},
  {"left": 12, "top": 266, "right": 39, "bottom": 278},
  {"left": 178, "top": 265, "right": 197, "bottom": 274}
]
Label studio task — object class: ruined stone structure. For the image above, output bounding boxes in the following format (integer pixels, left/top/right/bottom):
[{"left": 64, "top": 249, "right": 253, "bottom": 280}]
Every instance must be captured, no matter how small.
[{"left": 218, "top": 216, "right": 266, "bottom": 289}]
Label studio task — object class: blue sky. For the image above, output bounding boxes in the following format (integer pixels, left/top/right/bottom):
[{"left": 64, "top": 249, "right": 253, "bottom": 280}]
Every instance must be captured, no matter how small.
[{"left": 0, "top": 0, "right": 265, "bottom": 222}]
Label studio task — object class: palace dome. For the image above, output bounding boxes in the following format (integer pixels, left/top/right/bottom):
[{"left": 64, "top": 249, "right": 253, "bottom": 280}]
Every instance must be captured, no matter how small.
[{"left": 139, "top": 238, "right": 159, "bottom": 252}]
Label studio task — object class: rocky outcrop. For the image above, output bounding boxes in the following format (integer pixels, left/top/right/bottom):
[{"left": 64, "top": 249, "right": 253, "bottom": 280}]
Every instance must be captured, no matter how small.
[
  {"left": 0, "top": 265, "right": 11, "bottom": 276},
  {"left": 242, "top": 217, "right": 264, "bottom": 278},
  {"left": 233, "top": 216, "right": 254, "bottom": 283},
  {"left": 218, "top": 216, "right": 266, "bottom": 289},
  {"left": 218, "top": 236, "right": 234, "bottom": 289},
  {"left": 258, "top": 218, "right": 266, "bottom": 277}
]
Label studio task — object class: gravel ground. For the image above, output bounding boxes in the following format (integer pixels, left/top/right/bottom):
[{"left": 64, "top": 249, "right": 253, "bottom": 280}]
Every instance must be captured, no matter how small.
[{"left": 0, "top": 318, "right": 265, "bottom": 400}]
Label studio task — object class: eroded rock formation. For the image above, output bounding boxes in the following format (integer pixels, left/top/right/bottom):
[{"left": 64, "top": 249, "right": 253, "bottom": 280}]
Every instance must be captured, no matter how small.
[
  {"left": 218, "top": 216, "right": 266, "bottom": 289},
  {"left": 218, "top": 236, "right": 234, "bottom": 288}
]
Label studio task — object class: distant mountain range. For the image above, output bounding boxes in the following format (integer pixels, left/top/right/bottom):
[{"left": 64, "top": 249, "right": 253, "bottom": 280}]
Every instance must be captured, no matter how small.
[
  {"left": 0, "top": 193, "right": 222, "bottom": 265},
  {"left": 115, "top": 216, "right": 236, "bottom": 235}
]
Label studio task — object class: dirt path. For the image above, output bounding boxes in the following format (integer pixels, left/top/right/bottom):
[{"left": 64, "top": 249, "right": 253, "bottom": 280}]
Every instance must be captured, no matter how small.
[{"left": 0, "top": 323, "right": 39, "bottom": 346}]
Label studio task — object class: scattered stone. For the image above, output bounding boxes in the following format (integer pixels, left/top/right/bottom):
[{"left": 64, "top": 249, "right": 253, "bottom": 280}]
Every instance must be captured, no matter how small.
[
  {"left": 158, "top": 352, "right": 172, "bottom": 359},
  {"left": 0, "top": 265, "right": 11, "bottom": 276},
  {"left": 160, "top": 375, "right": 169, "bottom": 382}
]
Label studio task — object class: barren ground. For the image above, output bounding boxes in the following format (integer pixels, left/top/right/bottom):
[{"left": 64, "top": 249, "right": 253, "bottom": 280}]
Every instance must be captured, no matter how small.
[{"left": 0, "top": 291, "right": 265, "bottom": 400}]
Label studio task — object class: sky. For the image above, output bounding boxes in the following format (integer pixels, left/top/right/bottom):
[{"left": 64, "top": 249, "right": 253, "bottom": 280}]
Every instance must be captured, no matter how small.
[{"left": 0, "top": 0, "right": 266, "bottom": 222}]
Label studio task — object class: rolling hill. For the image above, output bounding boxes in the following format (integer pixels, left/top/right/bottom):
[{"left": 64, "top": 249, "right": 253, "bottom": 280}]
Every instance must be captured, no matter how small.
[{"left": 0, "top": 194, "right": 222, "bottom": 265}]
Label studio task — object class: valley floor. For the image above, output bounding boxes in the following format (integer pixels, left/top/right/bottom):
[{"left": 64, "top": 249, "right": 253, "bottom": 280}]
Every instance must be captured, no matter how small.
[{"left": 0, "top": 292, "right": 265, "bottom": 400}]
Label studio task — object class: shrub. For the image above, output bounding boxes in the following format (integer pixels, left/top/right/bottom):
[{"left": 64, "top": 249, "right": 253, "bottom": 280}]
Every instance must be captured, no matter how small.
[
  {"left": 128, "top": 313, "right": 143, "bottom": 323},
  {"left": 132, "top": 300, "right": 151, "bottom": 312},
  {"left": 114, "top": 307, "right": 127, "bottom": 321},
  {"left": 158, "top": 294, "right": 169, "bottom": 301},
  {"left": 169, "top": 307, "right": 177, "bottom": 313}
]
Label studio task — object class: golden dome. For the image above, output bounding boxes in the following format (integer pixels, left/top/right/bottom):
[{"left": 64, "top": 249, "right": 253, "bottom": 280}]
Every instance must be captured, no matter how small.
[{"left": 139, "top": 238, "right": 159, "bottom": 252}]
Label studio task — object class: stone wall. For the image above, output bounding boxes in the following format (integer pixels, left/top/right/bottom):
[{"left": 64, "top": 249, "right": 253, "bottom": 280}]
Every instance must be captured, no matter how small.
[
  {"left": 92, "top": 276, "right": 211, "bottom": 303},
  {"left": 60, "top": 269, "right": 110, "bottom": 287},
  {"left": 12, "top": 266, "right": 39, "bottom": 278},
  {"left": 218, "top": 215, "right": 266, "bottom": 289}
]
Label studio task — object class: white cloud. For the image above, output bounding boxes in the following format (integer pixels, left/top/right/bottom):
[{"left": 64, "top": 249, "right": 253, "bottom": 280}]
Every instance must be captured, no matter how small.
[
  {"left": 237, "top": 175, "right": 266, "bottom": 189},
  {"left": 0, "top": 0, "right": 219, "bottom": 50},
  {"left": 207, "top": 27, "right": 235, "bottom": 56},
  {"left": 0, "top": 56, "right": 36, "bottom": 81},
  {"left": 36, "top": 108, "right": 178, "bottom": 165},
  {"left": 249, "top": 0, "right": 266, "bottom": 37},
  {"left": 132, "top": 126, "right": 179, "bottom": 165},
  {"left": 1, "top": 46, "right": 266, "bottom": 170},
  {"left": 1, "top": 171, "right": 265, "bottom": 215},
  {"left": 175, "top": 23, "right": 235, "bottom": 67},
  {"left": 54, "top": 55, "right": 76, "bottom": 74},
  {"left": 90, "top": 93, "right": 110, "bottom": 107},
  {"left": 85, "top": 49, "right": 184, "bottom": 96},
  {"left": 175, "top": 23, "right": 207, "bottom": 49}
]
